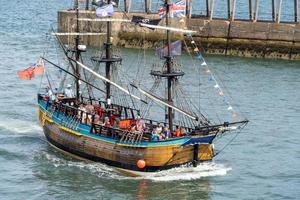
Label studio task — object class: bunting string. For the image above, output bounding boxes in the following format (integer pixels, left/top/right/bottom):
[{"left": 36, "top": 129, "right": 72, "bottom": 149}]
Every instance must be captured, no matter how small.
[{"left": 185, "top": 34, "right": 237, "bottom": 119}]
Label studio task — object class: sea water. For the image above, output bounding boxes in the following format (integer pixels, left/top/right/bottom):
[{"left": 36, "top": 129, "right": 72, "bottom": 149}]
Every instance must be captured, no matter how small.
[{"left": 0, "top": 0, "right": 300, "bottom": 199}]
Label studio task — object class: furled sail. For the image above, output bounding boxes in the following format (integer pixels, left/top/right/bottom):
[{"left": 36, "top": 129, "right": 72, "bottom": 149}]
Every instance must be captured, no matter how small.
[{"left": 130, "top": 83, "right": 198, "bottom": 121}]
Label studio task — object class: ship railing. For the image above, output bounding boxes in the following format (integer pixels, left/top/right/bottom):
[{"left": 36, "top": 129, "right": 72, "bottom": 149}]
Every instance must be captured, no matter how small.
[
  {"left": 142, "top": 118, "right": 194, "bottom": 133},
  {"left": 40, "top": 95, "right": 189, "bottom": 142},
  {"left": 81, "top": 96, "right": 140, "bottom": 120}
]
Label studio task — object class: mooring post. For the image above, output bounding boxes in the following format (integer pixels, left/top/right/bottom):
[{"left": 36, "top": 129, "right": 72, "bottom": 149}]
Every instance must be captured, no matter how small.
[
  {"left": 85, "top": 0, "right": 89, "bottom": 10},
  {"left": 276, "top": 0, "right": 282, "bottom": 23},
  {"left": 253, "top": 0, "right": 259, "bottom": 22},
  {"left": 186, "top": 0, "right": 192, "bottom": 18},
  {"left": 124, "top": 0, "right": 131, "bottom": 13},
  {"left": 294, "top": 0, "right": 298, "bottom": 22},
  {"left": 249, "top": 0, "right": 253, "bottom": 20},
  {"left": 272, "top": 0, "right": 275, "bottom": 22},
  {"left": 145, "top": 0, "right": 151, "bottom": 13}
]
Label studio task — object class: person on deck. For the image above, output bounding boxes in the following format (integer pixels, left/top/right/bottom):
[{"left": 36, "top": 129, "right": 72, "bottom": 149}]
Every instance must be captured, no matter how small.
[
  {"left": 151, "top": 128, "right": 159, "bottom": 141},
  {"left": 174, "top": 126, "right": 186, "bottom": 137},
  {"left": 104, "top": 117, "right": 111, "bottom": 127},
  {"left": 136, "top": 116, "right": 145, "bottom": 132},
  {"left": 156, "top": 123, "right": 163, "bottom": 134},
  {"left": 45, "top": 86, "right": 56, "bottom": 102},
  {"left": 78, "top": 104, "right": 87, "bottom": 123},
  {"left": 86, "top": 101, "right": 94, "bottom": 114},
  {"left": 64, "top": 84, "right": 74, "bottom": 98},
  {"left": 163, "top": 126, "right": 171, "bottom": 139}
]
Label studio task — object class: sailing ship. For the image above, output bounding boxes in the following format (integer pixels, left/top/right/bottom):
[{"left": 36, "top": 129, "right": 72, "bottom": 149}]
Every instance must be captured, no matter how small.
[{"left": 36, "top": 0, "right": 248, "bottom": 174}]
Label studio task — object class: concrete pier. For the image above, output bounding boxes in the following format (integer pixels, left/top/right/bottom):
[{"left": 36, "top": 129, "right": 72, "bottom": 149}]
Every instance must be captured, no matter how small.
[{"left": 58, "top": 10, "right": 300, "bottom": 60}]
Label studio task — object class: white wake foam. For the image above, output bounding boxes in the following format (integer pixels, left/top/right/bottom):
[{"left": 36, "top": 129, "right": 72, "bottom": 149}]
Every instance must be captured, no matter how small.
[
  {"left": 0, "top": 118, "right": 42, "bottom": 134},
  {"left": 139, "top": 162, "right": 231, "bottom": 181},
  {"left": 38, "top": 150, "right": 231, "bottom": 181}
]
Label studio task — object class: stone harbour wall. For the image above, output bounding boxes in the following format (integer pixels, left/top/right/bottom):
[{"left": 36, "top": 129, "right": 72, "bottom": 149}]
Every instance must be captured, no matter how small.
[{"left": 58, "top": 10, "right": 300, "bottom": 60}]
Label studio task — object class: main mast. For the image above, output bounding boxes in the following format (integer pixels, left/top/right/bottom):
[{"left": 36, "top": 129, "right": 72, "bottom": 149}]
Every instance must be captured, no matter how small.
[
  {"left": 150, "top": 0, "right": 185, "bottom": 131},
  {"left": 91, "top": 1, "right": 122, "bottom": 106},
  {"left": 105, "top": 0, "right": 112, "bottom": 104},
  {"left": 75, "top": 0, "right": 80, "bottom": 100},
  {"left": 166, "top": 0, "right": 174, "bottom": 132}
]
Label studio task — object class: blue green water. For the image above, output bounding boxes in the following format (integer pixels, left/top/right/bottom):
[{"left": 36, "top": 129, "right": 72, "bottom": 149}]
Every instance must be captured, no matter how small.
[{"left": 1, "top": 0, "right": 300, "bottom": 199}]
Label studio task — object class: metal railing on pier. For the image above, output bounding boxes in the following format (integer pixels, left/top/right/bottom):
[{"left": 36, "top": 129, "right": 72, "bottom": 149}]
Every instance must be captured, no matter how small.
[{"left": 73, "top": 0, "right": 299, "bottom": 23}]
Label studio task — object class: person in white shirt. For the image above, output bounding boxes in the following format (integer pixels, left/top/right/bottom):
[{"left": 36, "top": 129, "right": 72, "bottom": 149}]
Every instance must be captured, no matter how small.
[
  {"left": 64, "top": 84, "right": 74, "bottom": 98},
  {"left": 45, "top": 86, "right": 56, "bottom": 102}
]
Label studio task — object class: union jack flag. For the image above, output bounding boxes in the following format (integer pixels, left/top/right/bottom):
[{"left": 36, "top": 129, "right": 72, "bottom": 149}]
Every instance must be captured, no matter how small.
[
  {"left": 158, "top": 0, "right": 186, "bottom": 18},
  {"left": 170, "top": 0, "right": 186, "bottom": 18}
]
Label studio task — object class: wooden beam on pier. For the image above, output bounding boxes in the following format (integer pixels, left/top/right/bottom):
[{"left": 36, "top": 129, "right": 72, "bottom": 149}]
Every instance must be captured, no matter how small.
[
  {"left": 144, "top": 0, "right": 151, "bottom": 14},
  {"left": 253, "top": 0, "right": 259, "bottom": 22},
  {"left": 294, "top": 0, "right": 298, "bottom": 22},
  {"left": 186, "top": 0, "right": 192, "bottom": 18},
  {"left": 124, "top": 0, "right": 131, "bottom": 13}
]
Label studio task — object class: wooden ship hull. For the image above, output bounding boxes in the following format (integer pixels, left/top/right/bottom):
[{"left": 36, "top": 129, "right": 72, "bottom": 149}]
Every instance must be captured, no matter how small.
[{"left": 38, "top": 99, "right": 215, "bottom": 172}]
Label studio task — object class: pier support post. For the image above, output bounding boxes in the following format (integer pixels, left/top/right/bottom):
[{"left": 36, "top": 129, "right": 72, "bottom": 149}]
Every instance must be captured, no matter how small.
[
  {"left": 85, "top": 0, "right": 89, "bottom": 10},
  {"left": 294, "top": 0, "right": 298, "bottom": 22},
  {"left": 74, "top": 0, "right": 78, "bottom": 10},
  {"left": 144, "top": 0, "right": 151, "bottom": 13},
  {"left": 227, "top": 0, "right": 231, "bottom": 19},
  {"left": 230, "top": 0, "right": 236, "bottom": 21},
  {"left": 206, "top": 0, "right": 209, "bottom": 17},
  {"left": 272, "top": 0, "right": 275, "bottom": 21},
  {"left": 186, "top": 0, "right": 192, "bottom": 18},
  {"left": 276, "top": 0, "right": 282, "bottom": 23},
  {"left": 249, "top": 0, "right": 253, "bottom": 20},
  {"left": 207, "top": 0, "right": 215, "bottom": 20},
  {"left": 253, "top": 0, "right": 259, "bottom": 22},
  {"left": 124, "top": 0, "right": 131, "bottom": 13}
]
